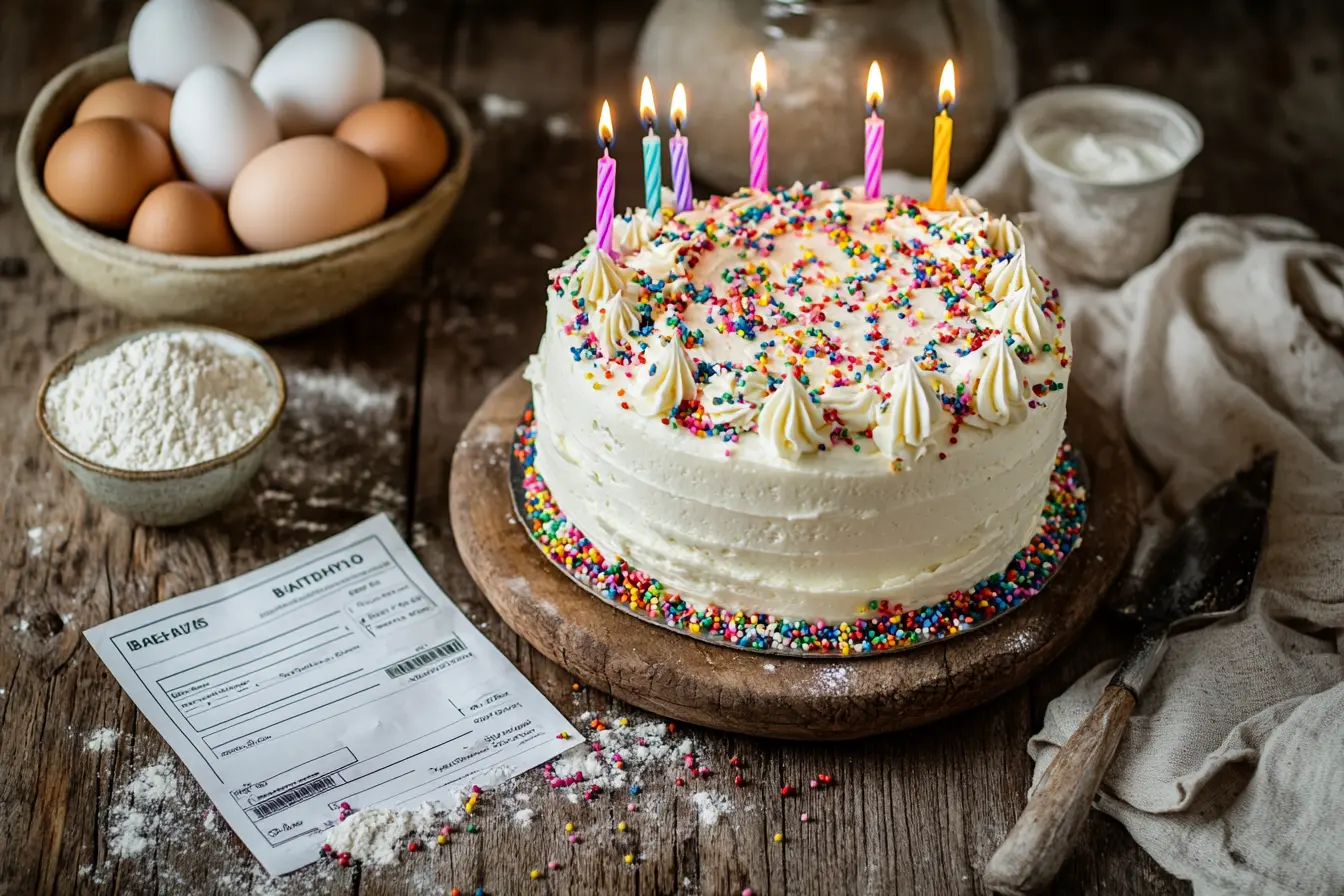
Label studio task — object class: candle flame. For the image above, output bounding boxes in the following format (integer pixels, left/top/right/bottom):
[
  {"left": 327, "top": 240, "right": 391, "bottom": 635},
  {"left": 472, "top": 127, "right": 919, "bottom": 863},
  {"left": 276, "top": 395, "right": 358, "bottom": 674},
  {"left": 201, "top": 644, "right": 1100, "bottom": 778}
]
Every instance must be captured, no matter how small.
[
  {"left": 639, "top": 76, "right": 656, "bottom": 128},
  {"left": 670, "top": 82, "right": 688, "bottom": 129},
  {"left": 866, "top": 61, "right": 884, "bottom": 111},
  {"left": 751, "top": 51, "right": 768, "bottom": 101},
  {"left": 598, "top": 100, "right": 613, "bottom": 146},
  {"left": 938, "top": 59, "right": 956, "bottom": 108}
]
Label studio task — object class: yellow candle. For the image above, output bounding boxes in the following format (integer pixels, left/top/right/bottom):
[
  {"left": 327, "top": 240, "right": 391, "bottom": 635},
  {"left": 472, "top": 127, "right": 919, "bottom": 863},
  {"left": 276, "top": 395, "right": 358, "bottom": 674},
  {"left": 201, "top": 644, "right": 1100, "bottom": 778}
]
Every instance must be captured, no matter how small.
[{"left": 929, "top": 59, "right": 956, "bottom": 210}]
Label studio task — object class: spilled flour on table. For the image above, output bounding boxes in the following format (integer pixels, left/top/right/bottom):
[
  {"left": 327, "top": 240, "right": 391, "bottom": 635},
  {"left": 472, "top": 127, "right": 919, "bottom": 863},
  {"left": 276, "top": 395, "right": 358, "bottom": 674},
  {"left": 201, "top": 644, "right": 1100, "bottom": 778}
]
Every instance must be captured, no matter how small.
[
  {"left": 85, "top": 728, "right": 120, "bottom": 753},
  {"left": 692, "top": 791, "right": 733, "bottom": 826},
  {"left": 512, "top": 807, "right": 536, "bottom": 827},
  {"left": 547, "top": 720, "right": 695, "bottom": 793},
  {"left": 109, "top": 759, "right": 182, "bottom": 858},
  {"left": 324, "top": 800, "right": 467, "bottom": 866}
]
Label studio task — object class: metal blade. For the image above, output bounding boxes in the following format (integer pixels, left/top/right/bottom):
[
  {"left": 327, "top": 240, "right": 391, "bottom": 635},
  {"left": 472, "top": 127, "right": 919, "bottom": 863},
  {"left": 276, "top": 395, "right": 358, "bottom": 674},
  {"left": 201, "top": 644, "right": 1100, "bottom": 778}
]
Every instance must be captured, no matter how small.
[{"left": 1115, "top": 453, "right": 1276, "bottom": 626}]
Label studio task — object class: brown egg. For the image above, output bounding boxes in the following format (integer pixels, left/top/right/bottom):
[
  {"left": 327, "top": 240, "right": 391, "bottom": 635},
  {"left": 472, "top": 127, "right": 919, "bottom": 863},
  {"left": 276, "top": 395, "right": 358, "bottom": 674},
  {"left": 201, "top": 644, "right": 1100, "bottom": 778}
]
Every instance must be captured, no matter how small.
[
  {"left": 43, "top": 118, "right": 176, "bottom": 231},
  {"left": 128, "top": 182, "right": 236, "bottom": 256},
  {"left": 75, "top": 77, "right": 174, "bottom": 140},
  {"left": 334, "top": 98, "right": 448, "bottom": 207},
  {"left": 228, "top": 136, "right": 388, "bottom": 252}
]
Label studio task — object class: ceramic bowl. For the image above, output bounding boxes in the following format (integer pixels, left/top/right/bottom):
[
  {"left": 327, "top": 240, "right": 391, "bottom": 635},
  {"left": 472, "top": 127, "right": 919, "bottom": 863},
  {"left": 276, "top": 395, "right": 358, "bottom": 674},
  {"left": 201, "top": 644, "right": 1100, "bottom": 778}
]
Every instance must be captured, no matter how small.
[
  {"left": 16, "top": 45, "right": 474, "bottom": 340},
  {"left": 36, "top": 324, "right": 286, "bottom": 526}
]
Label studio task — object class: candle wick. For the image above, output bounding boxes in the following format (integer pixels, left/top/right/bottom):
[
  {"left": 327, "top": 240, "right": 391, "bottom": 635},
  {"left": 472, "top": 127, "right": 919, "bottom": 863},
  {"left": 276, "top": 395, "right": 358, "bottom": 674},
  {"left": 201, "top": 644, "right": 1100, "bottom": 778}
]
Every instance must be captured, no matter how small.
[{"left": 754, "top": 95, "right": 762, "bottom": 109}]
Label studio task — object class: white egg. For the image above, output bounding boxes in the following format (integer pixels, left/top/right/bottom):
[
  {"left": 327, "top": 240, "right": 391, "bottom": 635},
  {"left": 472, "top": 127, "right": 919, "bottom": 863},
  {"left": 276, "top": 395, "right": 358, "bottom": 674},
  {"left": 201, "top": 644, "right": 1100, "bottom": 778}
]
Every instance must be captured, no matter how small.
[
  {"left": 251, "top": 19, "right": 385, "bottom": 137},
  {"left": 170, "top": 66, "right": 279, "bottom": 197},
  {"left": 128, "top": 0, "right": 261, "bottom": 89}
]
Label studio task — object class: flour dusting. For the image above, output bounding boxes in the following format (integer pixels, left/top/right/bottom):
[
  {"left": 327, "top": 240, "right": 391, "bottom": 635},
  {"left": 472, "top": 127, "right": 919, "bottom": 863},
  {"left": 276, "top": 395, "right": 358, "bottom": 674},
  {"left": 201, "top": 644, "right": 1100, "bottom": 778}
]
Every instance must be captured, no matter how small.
[
  {"left": 108, "top": 759, "right": 182, "bottom": 857},
  {"left": 692, "top": 791, "right": 732, "bottom": 826},
  {"left": 85, "top": 728, "right": 120, "bottom": 753},
  {"left": 324, "top": 800, "right": 465, "bottom": 866}
]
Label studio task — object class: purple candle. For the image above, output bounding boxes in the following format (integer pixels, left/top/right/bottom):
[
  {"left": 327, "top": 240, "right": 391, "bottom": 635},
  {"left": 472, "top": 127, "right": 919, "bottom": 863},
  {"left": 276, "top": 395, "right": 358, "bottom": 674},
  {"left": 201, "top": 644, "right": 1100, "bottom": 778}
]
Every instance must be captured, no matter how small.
[
  {"left": 669, "top": 82, "right": 692, "bottom": 213},
  {"left": 748, "top": 51, "right": 769, "bottom": 192},
  {"left": 864, "top": 62, "right": 885, "bottom": 200},
  {"left": 596, "top": 100, "right": 616, "bottom": 257}
]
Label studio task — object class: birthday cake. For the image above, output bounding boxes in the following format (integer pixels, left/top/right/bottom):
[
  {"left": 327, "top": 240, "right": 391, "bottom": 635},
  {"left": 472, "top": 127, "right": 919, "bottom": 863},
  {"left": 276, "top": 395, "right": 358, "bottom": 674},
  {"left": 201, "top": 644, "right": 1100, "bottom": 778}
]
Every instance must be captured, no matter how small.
[{"left": 522, "top": 184, "right": 1082, "bottom": 650}]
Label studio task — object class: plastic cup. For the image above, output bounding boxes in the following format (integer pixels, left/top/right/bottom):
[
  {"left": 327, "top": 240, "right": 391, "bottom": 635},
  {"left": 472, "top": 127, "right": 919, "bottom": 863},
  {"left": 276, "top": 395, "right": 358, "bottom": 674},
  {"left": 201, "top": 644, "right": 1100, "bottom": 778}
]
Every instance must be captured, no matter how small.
[{"left": 1011, "top": 85, "right": 1202, "bottom": 284}]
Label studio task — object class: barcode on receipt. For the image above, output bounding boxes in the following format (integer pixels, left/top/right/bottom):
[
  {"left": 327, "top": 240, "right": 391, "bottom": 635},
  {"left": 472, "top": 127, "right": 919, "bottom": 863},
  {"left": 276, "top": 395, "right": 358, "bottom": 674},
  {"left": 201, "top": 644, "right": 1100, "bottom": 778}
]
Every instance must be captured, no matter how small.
[
  {"left": 384, "top": 637, "right": 467, "bottom": 679},
  {"left": 250, "top": 775, "right": 339, "bottom": 819}
]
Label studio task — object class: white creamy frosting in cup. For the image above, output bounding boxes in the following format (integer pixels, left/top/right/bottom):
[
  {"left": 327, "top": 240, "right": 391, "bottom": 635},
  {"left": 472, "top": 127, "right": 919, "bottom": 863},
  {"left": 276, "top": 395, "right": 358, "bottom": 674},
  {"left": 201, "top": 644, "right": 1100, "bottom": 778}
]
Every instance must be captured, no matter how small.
[{"left": 1031, "top": 128, "right": 1182, "bottom": 184}]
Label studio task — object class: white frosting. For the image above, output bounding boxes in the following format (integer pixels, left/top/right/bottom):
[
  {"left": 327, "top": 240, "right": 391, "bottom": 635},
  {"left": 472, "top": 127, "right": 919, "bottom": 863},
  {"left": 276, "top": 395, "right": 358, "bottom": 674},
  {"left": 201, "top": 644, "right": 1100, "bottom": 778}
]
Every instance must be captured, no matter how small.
[
  {"left": 756, "top": 374, "right": 828, "bottom": 461},
  {"left": 966, "top": 333, "right": 1029, "bottom": 426},
  {"left": 632, "top": 335, "right": 695, "bottom": 417},
  {"left": 528, "top": 186, "right": 1071, "bottom": 618},
  {"left": 595, "top": 285, "right": 643, "bottom": 359},
  {"left": 872, "top": 359, "right": 942, "bottom": 463},
  {"left": 985, "top": 249, "right": 1046, "bottom": 304},
  {"left": 614, "top": 208, "right": 659, "bottom": 255},
  {"left": 702, "top": 368, "right": 768, "bottom": 429},
  {"left": 1032, "top": 128, "right": 1181, "bottom": 183},
  {"left": 824, "top": 383, "right": 880, "bottom": 432},
  {"left": 986, "top": 216, "right": 1023, "bottom": 254},
  {"left": 574, "top": 248, "right": 632, "bottom": 304},
  {"left": 629, "top": 239, "right": 683, "bottom": 282},
  {"left": 992, "top": 284, "right": 1052, "bottom": 352}
]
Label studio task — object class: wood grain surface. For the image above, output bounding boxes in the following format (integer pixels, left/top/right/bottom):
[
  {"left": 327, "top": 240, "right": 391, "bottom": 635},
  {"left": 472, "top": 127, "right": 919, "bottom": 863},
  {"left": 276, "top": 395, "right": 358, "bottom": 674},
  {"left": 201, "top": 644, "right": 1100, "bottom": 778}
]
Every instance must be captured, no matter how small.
[
  {"left": 4, "top": 1, "right": 1340, "bottom": 894},
  {"left": 449, "top": 371, "right": 1137, "bottom": 741}
]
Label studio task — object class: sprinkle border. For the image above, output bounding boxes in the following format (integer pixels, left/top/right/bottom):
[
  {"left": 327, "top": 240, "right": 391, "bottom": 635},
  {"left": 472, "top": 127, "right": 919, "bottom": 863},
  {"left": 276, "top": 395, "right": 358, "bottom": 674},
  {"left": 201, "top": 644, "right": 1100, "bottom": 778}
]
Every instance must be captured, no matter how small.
[{"left": 512, "top": 407, "right": 1088, "bottom": 656}]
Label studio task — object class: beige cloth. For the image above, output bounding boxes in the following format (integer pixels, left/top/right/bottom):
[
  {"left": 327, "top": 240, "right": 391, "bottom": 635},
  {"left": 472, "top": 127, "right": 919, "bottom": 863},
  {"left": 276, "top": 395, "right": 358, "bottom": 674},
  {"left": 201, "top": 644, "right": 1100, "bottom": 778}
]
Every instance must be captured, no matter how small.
[{"left": 958, "top": 138, "right": 1344, "bottom": 894}]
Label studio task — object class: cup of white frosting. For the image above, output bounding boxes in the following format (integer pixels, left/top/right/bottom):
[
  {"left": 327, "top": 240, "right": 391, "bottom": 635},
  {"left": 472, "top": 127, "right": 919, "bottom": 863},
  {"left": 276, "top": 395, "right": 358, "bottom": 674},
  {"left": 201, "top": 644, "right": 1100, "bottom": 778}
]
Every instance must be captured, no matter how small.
[{"left": 1011, "top": 85, "right": 1202, "bottom": 284}]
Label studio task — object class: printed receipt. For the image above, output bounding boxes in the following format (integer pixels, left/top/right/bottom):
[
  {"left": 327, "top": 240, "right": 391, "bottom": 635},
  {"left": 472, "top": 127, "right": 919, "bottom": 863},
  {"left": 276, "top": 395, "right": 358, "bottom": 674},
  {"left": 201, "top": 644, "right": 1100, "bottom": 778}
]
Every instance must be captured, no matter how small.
[{"left": 85, "top": 515, "right": 580, "bottom": 875}]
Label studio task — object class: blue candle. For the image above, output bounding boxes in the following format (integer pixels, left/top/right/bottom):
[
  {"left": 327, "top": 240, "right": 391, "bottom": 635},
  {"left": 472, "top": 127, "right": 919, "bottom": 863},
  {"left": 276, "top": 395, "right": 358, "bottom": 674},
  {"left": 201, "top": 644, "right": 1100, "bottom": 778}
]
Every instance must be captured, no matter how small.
[{"left": 639, "top": 76, "right": 661, "bottom": 213}]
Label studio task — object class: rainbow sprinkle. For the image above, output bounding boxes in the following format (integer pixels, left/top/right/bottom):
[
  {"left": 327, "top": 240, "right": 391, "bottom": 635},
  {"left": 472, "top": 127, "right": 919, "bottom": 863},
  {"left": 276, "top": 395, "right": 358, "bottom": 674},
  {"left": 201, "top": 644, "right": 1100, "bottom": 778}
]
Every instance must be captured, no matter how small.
[{"left": 513, "top": 408, "right": 1087, "bottom": 655}]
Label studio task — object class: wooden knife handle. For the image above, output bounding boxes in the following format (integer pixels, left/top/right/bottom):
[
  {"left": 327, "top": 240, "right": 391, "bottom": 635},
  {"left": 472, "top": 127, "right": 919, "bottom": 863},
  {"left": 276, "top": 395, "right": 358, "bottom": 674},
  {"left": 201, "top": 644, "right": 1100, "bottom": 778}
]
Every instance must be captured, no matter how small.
[{"left": 983, "top": 684, "right": 1137, "bottom": 895}]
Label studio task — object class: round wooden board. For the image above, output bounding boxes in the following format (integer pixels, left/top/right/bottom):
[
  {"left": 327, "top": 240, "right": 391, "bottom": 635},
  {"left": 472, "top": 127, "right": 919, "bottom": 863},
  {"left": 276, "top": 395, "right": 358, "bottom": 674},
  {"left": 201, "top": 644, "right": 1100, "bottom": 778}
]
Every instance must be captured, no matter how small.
[{"left": 450, "top": 369, "right": 1138, "bottom": 740}]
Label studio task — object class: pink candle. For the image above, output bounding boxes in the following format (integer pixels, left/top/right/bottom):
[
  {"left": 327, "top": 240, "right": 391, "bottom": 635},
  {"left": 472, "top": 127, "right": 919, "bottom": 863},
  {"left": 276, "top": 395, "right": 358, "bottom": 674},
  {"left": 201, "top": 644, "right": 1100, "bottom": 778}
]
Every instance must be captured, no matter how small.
[
  {"left": 596, "top": 100, "right": 616, "bottom": 257},
  {"left": 748, "top": 51, "right": 769, "bottom": 192},
  {"left": 864, "top": 62, "right": 885, "bottom": 200}
]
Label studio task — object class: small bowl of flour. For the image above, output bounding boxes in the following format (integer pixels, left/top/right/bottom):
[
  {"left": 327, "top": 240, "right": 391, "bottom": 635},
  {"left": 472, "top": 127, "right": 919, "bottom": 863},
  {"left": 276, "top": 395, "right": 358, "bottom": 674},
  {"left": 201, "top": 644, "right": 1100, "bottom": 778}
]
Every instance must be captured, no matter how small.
[{"left": 37, "top": 325, "right": 285, "bottom": 525}]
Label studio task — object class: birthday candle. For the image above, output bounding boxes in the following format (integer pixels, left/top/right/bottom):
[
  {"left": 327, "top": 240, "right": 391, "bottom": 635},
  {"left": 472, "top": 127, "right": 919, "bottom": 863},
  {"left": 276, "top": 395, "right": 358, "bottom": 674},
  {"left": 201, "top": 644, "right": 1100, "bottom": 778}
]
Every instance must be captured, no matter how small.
[
  {"left": 929, "top": 60, "right": 956, "bottom": 210},
  {"left": 639, "top": 77, "right": 661, "bottom": 214},
  {"left": 864, "top": 61, "right": 885, "bottom": 200},
  {"left": 596, "top": 100, "right": 616, "bottom": 257},
  {"left": 669, "top": 82, "right": 692, "bottom": 213},
  {"left": 748, "top": 51, "right": 769, "bottom": 192}
]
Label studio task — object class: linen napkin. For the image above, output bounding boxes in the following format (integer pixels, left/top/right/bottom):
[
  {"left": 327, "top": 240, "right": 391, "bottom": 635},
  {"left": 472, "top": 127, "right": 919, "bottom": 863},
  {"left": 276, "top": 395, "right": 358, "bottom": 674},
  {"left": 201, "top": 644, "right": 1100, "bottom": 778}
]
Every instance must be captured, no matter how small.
[{"left": 960, "top": 136, "right": 1344, "bottom": 895}]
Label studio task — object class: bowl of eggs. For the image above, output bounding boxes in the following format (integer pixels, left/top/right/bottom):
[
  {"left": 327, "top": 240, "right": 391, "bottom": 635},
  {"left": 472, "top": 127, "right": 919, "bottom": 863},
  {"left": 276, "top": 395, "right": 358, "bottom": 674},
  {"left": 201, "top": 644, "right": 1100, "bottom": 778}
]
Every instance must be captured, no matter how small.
[{"left": 16, "top": 0, "right": 473, "bottom": 340}]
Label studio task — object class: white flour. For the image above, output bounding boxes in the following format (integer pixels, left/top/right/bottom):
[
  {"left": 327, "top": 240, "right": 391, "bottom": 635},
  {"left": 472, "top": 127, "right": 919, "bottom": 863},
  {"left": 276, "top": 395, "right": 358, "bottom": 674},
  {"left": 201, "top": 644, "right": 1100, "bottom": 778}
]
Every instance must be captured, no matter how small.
[
  {"left": 85, "top": 728, "right": 120, "bottom": 753},
  {"left": 44, "top": 331, "right": 276, "bottom": 471},
  {"left": 324, "top": 800, "right": 465, "bottom": 866},
  {"left": 108, "top": 759, "right": 182, "bottom": 857},
  {"left": 692, "top": 791, "right": 732, "bottom": 826}
]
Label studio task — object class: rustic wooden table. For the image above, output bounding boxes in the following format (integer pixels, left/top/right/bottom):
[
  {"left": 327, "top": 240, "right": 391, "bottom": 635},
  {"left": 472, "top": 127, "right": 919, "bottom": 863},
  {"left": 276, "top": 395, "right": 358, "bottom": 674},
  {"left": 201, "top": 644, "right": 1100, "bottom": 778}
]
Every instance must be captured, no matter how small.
[{"left": 3, "top": 2, "right": 1338, "bottom": 894}]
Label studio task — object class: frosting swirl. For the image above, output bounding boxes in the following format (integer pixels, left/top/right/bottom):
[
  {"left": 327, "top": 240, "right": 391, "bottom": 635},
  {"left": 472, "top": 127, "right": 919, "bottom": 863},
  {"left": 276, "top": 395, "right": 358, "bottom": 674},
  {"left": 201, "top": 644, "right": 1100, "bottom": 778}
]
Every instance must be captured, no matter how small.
[
  {"left": 574, "top": 248, "right": 633, "bottom": 305},
  {"left": 630, "top": 239, "right": 684, "bottom": 282},
  {"left": 595, "top": 284, "right": 644, "bottom": 359},
  {"left": 824, "top": 382, "right": 880, "bottom": 432},
  {"left": 757, "top": 374, "right": 828, "bottom": 461},
  {"left": 633, "top": 335, "right": 695, "bottom": 417},
  {"left": 614, "top": 208, "right": 659, "bottom": 255},
  {"left": 985, "top": 249, "right": 1045, "bottom": 304},
  {"left": 872, "top": 359, "right": 941, "bottom": 461},
  {"left": 992, "top": 284, "right": 1051, "bottom": 352},
  {"left": 702, "top": 368, "right": 768, "bottom": 429},
  {"left": 967, "top": 333, "right": 1029, "bottom": 426},
  {"left": 986, "top": 216, "right": 1023, "bottom": 254}
]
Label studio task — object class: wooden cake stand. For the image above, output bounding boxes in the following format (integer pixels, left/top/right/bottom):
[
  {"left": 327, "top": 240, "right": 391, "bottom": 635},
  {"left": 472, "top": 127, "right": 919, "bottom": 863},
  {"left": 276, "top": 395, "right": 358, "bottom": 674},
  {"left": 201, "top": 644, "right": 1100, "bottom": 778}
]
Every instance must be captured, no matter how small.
[{"left": 450, "top": 369, "right": 1138, "bottom": 740}]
